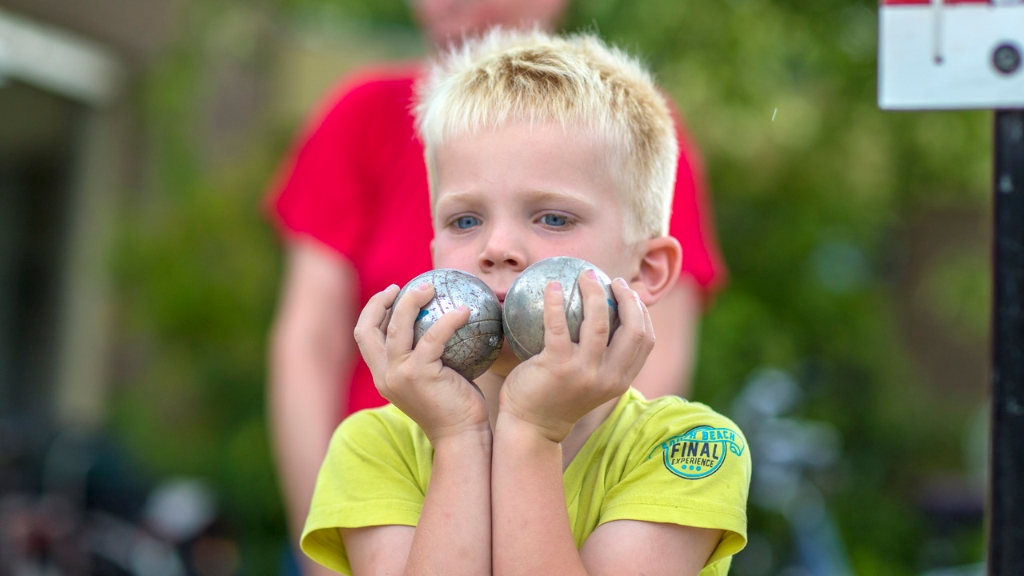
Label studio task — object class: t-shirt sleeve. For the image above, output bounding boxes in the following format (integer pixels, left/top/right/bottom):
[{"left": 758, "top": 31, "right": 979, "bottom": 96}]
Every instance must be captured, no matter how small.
[
  {"left": 301, "top": 408, "right": 431, "bottom": 575},
  {"left": 265, "top": 74, "right": 388, "bottom": 262},
  {"left": 667, "top": 101, "right": 728, "bottom": 298},
  {"left": 599, "top": 404, "right": 752, "bottom": 570}
]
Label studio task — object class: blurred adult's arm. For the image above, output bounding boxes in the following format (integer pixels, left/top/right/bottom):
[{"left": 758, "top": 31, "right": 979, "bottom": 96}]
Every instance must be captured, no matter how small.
[
  {"left": 640, "top": 100, "right": 725, "bottom": 400},
  {"left": 631, "top": 277, "right": 701, "bottom": 399},
  {"left": 269, "top": 240, "right": 358, "bottom": 576}
]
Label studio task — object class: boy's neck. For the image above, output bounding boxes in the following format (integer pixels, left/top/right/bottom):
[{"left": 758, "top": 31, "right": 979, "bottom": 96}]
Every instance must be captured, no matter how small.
[{"left": 475, "top": 372, "right": 620, "bottom": 470}]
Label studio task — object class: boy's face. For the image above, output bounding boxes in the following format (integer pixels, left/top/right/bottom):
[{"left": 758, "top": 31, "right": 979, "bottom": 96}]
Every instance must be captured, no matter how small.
[{"left": 430, "top": 122, "right": 640, "bottom": 373}]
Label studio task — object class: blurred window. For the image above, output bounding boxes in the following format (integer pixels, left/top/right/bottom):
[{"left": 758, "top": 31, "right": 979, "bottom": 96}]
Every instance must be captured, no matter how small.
[{"left": 0, "top": 81, "right": 84, "bottom": 414}]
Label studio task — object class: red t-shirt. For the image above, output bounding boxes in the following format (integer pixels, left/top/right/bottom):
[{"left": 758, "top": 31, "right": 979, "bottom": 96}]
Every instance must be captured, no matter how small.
[{"left": 267, "top": 64, "right": 726, "bottom": 417}]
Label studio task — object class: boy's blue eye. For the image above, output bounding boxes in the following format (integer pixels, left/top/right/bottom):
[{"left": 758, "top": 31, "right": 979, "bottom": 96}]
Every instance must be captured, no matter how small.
[
  {"left": 540, "top": 214, "right": 569, "bottom": 227},
  {"left": 454, "top": 215, "right": 481, "bottom": 229}
]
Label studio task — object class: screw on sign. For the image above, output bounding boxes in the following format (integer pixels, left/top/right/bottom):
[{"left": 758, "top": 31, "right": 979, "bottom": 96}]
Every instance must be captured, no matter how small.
[{"left": 993, "top": 43, "right": 1022, "bottom": 74}]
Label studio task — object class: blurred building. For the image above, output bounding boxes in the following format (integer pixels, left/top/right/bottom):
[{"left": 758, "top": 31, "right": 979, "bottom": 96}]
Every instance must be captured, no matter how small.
[
  {"left": 0, "top": 0, "right": 179, "bottom": 429},
  {"left": 0, "top": 0, "right": 426, "bottom": 432}
]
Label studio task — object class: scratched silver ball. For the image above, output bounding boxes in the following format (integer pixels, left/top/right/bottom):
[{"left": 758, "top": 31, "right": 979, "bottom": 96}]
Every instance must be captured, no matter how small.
[
  {"left": 394, "top": 269, "right": 504, "bottom": 381},
  {"left": 502, "top": 256, "right": 620, "bottom": 361}
]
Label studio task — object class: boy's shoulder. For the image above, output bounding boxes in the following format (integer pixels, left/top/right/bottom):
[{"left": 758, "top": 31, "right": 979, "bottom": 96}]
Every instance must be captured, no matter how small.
[
  {"left": 612, "top": 389, "right": 745, "bottom": 438},
  {"left": 569, "top": 389, "right": 751, "bottom": 558},
  {"left": 332, "top": 404, "right": 432, "bottom": 456},
  {"left": 602, "top": 389, "right": 749, "bottom": 474},
  {"left": 338, "top": 403, "right": 421, "bottom": 434}
]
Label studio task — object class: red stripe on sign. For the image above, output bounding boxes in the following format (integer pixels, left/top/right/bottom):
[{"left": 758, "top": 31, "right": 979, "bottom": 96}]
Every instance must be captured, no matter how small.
[{"left": 881, "top": 0, "right": 991, "bottom": 4}]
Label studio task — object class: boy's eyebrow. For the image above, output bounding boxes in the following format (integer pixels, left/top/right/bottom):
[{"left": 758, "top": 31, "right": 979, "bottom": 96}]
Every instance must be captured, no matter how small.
[
  {"left": 522, "top": 188, "right": 597, "bottom": 208},
  {"left": 436, "top": 188, "right": 598, "bottom": 209}
]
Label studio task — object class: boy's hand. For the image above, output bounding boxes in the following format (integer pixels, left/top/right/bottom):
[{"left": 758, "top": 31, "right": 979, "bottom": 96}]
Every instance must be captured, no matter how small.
[
  {"left": 354, "top": 283, "right": 490, "bottom": 443},
  {"left": 499, "top": 272, "right": 654, "bottom": 443}
]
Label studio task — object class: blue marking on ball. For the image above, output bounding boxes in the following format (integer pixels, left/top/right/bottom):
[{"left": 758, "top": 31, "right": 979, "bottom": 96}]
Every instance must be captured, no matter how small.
[{"left": 393, "top": 269, "right": 504, "bottom": 380}]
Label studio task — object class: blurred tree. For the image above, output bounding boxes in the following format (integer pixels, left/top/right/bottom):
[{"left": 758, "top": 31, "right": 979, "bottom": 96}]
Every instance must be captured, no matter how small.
[{"left": 110, "top": 0, "right": 289, "bottom": 569}]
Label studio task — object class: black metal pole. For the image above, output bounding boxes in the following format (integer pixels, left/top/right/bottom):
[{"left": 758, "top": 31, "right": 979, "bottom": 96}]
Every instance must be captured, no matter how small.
[{"left": 989, "top": 109, "right": 1024, "bottom": 576}]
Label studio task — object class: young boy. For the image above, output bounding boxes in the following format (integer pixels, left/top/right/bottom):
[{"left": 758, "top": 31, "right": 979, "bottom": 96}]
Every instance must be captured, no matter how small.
[{"left": 300, "top": 29, "right": 751, "bottom": 576}]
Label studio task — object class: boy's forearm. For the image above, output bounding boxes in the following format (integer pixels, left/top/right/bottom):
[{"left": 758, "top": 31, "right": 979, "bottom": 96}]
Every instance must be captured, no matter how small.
[
  {"left": 491, "top": 413, "right": 587, "bottom": 576},
  {"left": 406, "top": 428, "right": 493, "bottom": 575}
]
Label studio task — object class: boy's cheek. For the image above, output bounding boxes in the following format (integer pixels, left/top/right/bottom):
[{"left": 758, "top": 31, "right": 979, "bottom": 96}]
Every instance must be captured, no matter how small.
[{"left": 430, "top": 240, "right": 466, "bottom": 269}]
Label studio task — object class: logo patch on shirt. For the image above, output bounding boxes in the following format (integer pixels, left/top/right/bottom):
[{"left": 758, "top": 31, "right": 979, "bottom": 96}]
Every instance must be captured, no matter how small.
[{"left": 650, "top": 425, "right": 745, "bottom": 480}]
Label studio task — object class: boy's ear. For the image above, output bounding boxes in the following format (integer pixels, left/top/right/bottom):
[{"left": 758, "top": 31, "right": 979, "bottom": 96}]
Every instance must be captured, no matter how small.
[{"left": 628, "top": 236, "right": 683, "bottom": 307}]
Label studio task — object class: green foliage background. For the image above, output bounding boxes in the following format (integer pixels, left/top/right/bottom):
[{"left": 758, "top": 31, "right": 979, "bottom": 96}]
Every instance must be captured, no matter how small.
[{"left": 110, "top": 0, "right": 992, "bottom": 574}]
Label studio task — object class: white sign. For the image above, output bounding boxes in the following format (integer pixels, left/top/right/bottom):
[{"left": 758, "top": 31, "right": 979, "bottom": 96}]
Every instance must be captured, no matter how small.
[{"left": 879, "top": 0, "right": 1024, "bottom": 110}]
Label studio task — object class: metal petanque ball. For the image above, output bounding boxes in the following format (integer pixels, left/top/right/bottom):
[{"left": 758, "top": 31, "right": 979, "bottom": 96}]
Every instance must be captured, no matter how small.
[
  {"left": 393, "top": 269, "right": 504, "bottom": 381},
  {"left": 502, "top": 256, "right": 620, "bottom": 361}
]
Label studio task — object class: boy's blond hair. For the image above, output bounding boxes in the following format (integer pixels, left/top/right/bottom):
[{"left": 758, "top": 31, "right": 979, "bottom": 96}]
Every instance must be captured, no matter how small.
[{"left": 414, "top": 28, "right": 679, "bottom": 243}]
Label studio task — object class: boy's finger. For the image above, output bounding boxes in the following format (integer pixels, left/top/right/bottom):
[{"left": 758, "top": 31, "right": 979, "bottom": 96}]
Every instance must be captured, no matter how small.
[
  {"left": 356, "top": 284, "right": 400, "bottom": 330},
  {"left": 604, "top": 279, "right": 651, "bottom": 373},
  {"left": 412, "top": 305, "right": 471, "bottom": 367},
  {"left": 354, "top": 284, "right": 400, "bottom": 379},
  {"left": 541, "top": 281, "right": 573, "bottom": 357},
  {"left": 577, "top": 270, "right": 613, "bottom": 361},
  {"left": 622, "top": 292, "right": 655, "bottom": 380},
  {"left": 386, "top": 282, "right": 435, "bottom": 358},
  {"left": 639, "top": 298, "right": 656, "bottom": 360}
]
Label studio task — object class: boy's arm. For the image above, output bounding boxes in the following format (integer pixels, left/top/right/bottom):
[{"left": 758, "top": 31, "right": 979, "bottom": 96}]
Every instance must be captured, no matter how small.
[
  {"left": 491, "top": 417, "right": 720, "bottom": 576},
  {"left": 491, "top": 414, "right": 584, "bottom": 574},
  {"left": 487, "top": 275, "right": 628, "bottom": 573},
  {"left": 493, "top": 274, "right": 724, "bottom": 575},
  {"left": 579, "top": 520, "right": 721, "bottom": 574},
  {"left": 340, "top": 283, "right": 492, "bottom": 575},
  {"left": 342, "top": 428, "right": 491, "bottom": 575}
]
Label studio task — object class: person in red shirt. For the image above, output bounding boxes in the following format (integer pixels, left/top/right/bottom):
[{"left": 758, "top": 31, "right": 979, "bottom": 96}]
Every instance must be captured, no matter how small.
[{"left": 265, "top": 1, "right": 726, "bottom": 574}]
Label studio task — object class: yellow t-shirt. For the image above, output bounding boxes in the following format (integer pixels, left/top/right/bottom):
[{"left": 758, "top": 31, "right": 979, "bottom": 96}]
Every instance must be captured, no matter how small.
[{"left": 302, "top": 388, "right": 751, "bottom": 575}]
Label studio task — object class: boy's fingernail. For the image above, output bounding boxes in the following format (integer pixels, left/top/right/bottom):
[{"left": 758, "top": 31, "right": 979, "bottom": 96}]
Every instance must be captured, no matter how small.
[
  {"left": 416, "top": 282, "right": 430, "bottom": 291},
  {"left": 547, "top": 280, "right": 562, "bottom": 292},
  {"left": 615, "top": 278, "right": 628, "bottom": 287},
  {"left": 585, "top": 269, "right": 598, "bottom": 280}
]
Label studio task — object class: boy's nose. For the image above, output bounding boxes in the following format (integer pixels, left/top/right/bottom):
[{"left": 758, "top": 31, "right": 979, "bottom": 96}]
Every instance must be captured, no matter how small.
[
  {"left": 478, "top": 230, "right": 526, "bottom": 273},
  {"left": 479, "top": 249, "right": 524, "bottom": 272}
]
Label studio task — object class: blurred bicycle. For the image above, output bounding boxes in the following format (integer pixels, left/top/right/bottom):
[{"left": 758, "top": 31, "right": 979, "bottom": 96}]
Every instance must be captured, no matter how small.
[
  {"left": 728, "top": 368, "right": 853, "bottom": 576},
  {"left": 0, "top": 415, "right": 238, "bottom": 576}
]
